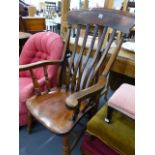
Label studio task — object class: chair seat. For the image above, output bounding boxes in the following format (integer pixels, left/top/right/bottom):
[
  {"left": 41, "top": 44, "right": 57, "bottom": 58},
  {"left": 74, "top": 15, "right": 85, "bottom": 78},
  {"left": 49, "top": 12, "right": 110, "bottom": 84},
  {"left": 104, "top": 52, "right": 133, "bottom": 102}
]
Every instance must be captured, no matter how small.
[
  {"left": 26, "top": 88, "right": 86, "bottom": 134},
  {"left": 108, "top": 83, "right": 135, "bottom": 119}
]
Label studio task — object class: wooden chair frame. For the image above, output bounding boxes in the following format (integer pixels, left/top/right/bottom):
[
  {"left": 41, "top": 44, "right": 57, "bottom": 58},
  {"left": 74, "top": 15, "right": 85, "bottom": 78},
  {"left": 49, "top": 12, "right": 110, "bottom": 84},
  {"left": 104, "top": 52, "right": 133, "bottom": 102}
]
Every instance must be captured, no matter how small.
[{"left": 19, "top": 8, "right": 134, "bottom": 155}]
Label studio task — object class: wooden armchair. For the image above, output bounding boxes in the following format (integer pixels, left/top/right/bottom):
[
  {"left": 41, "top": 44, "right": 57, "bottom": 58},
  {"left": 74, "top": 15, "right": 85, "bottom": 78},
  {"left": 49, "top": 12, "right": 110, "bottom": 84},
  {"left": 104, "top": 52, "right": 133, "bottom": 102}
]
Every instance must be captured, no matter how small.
[{"left": 19, "top": 8, "right": 134, "bottom": 155}]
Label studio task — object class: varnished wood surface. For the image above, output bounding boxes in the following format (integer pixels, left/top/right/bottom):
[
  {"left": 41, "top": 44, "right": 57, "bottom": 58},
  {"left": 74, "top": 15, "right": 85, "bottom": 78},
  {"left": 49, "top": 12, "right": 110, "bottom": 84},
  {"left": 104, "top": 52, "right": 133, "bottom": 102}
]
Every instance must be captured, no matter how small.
[
  {"left": 26, "top": 88, "right": 86, "bottom": 134},
  {"left": 22, "top": 16, "right": 46, "bottom": 32},
  {"left": 19, "top": 59, "right": 62, "bottom": 71},
  {"left": 68, "top": 9, "right": 134, "bottom": 34},
  {"left": 106, "top": 47, "right": 135, "bottom": 78}
]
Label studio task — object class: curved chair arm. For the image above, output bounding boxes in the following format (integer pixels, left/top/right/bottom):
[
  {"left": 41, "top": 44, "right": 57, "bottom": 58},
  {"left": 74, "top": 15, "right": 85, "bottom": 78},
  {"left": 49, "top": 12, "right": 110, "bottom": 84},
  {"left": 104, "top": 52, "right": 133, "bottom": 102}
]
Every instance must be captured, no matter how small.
[
  {"left": 65, "top": 75, "right": 106, "bottom": 110},
  {"left": 19, "top": 59, "right": 64, "bottom": 96},
  {"left": 19, "top": 59, "right": 63, "bottom": 71}
]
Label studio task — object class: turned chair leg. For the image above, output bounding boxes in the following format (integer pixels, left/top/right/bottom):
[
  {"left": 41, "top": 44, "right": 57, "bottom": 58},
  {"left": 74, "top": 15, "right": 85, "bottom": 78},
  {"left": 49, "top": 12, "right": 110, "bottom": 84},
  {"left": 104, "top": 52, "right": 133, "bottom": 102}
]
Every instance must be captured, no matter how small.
[
  {"left": 27, "top": 112, "right": 33, "bottom": 134},
  {"left": 63, "top": 135, "right": 70, "bottom": 155},
  {"left": 105, "top": 106, "right": 113, "bottom": 123}
]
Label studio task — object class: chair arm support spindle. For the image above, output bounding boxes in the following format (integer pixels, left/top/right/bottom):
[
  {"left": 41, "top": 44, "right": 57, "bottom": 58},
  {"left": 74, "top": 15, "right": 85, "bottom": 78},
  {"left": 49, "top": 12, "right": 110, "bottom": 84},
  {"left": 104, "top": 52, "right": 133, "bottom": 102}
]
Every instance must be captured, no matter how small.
[
  {"left": 29, "top": 69, "right": 41, "bottom": 95},
  {"left": 43, "top": 66, "right": 50, "bottom": 92}
]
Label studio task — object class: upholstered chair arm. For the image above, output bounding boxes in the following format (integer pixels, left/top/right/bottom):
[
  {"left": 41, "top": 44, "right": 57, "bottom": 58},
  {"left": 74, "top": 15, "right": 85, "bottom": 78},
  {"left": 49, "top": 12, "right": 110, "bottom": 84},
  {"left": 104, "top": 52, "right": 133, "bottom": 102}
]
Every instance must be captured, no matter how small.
[{"left": 65, "top": 75, "right": 106, "bottom": 110}]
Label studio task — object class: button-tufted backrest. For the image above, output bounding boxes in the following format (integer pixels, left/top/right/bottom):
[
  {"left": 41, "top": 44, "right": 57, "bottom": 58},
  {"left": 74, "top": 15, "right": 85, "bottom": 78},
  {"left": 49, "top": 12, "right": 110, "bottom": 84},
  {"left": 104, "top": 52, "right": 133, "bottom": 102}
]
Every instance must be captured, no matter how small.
[{"left": 19, "top": 32, "right": 64, "bottom": 81}]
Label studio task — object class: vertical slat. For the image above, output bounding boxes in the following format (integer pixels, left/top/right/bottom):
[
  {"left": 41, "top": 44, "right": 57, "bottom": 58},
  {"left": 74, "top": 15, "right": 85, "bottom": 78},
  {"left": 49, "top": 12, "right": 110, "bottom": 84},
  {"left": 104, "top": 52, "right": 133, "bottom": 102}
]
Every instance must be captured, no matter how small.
[
  {"left": 76, "top": 25, "right": 99, "bottom": 91},
  {"left": 87, "top": 29, "right": 116, "bottom": 87},
  {"left": 29, "top": 69, "right": 41, "bottom": 95},
  {"left": 43, "top": 65, "right": 50, "bottom": 92},
  {"left": 81, "top": 26, "right": 108, "bottom": 89},
  {"left": 66, "top": 25, "right": 81, "bottom": 89},
  {"left": 71, "top": 24, "right": 90, "bottom": 91}
]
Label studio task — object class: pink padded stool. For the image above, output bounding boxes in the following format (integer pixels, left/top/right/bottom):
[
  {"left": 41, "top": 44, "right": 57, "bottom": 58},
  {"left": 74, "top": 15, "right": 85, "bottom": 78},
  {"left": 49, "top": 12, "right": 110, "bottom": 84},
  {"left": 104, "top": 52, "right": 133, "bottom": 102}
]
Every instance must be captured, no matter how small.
[{"left": 105, "top": 83, "right": 135, "bottom": 123}]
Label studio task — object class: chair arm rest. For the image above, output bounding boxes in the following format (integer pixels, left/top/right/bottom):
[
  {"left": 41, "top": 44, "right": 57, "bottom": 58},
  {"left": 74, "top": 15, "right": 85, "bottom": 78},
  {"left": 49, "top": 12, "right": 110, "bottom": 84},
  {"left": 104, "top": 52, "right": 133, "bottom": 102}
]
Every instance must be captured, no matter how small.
[
  {"left": 65, "top": 75, "right": 106, "bottom": 110},
  {"left": 19, "top": 60, "right": 63, "bottom": 71}
]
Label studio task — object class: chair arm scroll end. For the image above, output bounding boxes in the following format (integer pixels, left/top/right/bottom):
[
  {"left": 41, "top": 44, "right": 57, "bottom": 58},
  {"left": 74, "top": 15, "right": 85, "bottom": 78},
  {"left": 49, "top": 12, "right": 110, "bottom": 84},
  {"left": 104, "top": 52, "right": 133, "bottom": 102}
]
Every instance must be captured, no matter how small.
[{"left": 65, "top": 96, "right": 78, "bottom": 110}]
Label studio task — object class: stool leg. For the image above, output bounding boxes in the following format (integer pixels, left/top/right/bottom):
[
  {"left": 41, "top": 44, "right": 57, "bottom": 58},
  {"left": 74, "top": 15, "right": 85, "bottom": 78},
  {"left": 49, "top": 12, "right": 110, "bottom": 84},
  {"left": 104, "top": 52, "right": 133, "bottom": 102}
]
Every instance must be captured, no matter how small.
[
  {"left": 105, "top": 106, "right": 113, "bottom": 123},
  {"left": 104, "top": 72, "right": 110, "bottom": 101}
]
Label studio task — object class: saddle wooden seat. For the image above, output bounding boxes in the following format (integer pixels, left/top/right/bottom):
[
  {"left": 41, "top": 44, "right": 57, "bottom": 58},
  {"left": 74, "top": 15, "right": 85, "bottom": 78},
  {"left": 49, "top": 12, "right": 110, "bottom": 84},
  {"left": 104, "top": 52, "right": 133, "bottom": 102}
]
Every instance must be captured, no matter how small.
[{"left": 27, "top": 88, "right": 87, "bottom": 134}]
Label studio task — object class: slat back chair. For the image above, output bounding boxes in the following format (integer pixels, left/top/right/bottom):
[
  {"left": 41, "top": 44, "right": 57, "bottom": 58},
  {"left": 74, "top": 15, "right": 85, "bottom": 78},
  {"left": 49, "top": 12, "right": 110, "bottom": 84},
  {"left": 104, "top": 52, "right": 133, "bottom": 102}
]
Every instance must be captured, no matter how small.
[{"left": 19, "top": 8, "right": 134, "bottom": 155}]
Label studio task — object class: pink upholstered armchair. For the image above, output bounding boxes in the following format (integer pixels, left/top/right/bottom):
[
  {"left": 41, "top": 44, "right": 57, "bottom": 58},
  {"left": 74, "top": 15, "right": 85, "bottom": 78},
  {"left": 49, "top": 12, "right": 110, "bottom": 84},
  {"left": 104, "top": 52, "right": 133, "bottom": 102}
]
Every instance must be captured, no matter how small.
[{"left": 19, "top": 32, "right": 64, "bottom": 126}]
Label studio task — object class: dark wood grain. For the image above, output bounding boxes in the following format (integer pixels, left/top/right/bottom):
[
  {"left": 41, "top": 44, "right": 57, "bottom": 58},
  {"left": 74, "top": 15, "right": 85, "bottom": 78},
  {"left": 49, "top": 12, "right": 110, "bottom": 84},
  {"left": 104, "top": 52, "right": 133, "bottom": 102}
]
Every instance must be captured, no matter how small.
[{"left": 68, "top": 8, "right": 135, "bottom": 33}]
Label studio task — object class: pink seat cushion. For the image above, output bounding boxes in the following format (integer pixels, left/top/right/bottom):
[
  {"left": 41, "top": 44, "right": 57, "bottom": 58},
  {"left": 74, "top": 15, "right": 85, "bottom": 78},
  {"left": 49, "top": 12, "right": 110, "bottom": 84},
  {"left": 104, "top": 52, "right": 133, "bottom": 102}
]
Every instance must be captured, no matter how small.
[
  {"left": 19, "top": 32, "right": 64, "bottom": 126},
  {"left": 108, "top": 83, "right": 135, "bottom": 119}
]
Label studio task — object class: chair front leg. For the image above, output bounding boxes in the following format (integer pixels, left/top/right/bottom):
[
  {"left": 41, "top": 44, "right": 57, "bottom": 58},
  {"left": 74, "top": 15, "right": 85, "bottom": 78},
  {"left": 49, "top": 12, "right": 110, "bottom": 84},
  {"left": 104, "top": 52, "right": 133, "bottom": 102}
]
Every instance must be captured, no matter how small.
[
  {"left": 27, "top": 112, "right": 33, "bottom": 134},
  {"left": 63, "top": 135, "right": 70, "bottom": 155}
]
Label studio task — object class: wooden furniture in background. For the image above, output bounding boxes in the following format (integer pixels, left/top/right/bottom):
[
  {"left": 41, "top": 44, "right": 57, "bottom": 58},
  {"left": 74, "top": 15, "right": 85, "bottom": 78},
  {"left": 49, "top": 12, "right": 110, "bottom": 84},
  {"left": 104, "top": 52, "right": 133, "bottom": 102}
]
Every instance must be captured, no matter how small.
[
  {"left": 19, "top": 15, "right": 26, "bottom": 31},
  {"left": 19, "top": 32, "right": 32, "bottom": 55},
  {"left": 22, "top": 16, "right": 46, "bottom": 33},
  {"left": 69, "top": 38, "right": 135, "bottom": 78},
  {"left": 19, "top": 9, "right": 134, "bottom": 155},
  {"left": 104, "top": 47, "right": 135, "bottom": 78}
]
